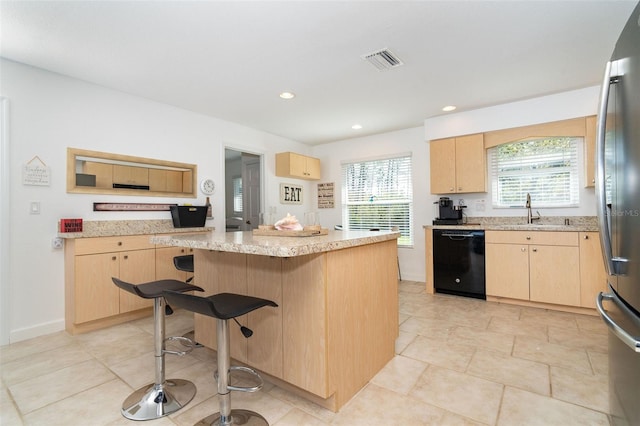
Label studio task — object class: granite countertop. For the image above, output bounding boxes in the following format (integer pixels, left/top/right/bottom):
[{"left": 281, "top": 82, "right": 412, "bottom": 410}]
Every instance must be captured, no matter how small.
[
  {"left": 58, "top": 220, "right": 213, "bottom": 238},
  {"left": 424, "top": 216, "right": 599, "bottom": 232},
  {"left": 151, "top": 230, "right": 400, "bottom": 257}
]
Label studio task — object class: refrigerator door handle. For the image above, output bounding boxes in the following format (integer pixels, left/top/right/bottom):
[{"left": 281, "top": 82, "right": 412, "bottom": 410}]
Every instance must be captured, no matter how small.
[
  {"left": 597, "top": 291, "right": 640, "bottom": 353},
  {"left": 595, "top": 60, "right": 616, "bottom": 276}
]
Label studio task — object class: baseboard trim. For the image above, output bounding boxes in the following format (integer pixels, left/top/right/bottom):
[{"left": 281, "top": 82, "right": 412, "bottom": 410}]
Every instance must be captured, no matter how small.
[{"left": 10, "top": 318, "right": 65, "bottom": 343}]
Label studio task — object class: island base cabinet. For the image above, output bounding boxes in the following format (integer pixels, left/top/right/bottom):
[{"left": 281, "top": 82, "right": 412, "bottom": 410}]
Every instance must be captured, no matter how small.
[
  {"left": 282, "top": 254, "right": 328, "bottom": 397},
  {"left": 192, "top": 239, "right": 398, "bottom": 412},
  {"left": 193, "top": 250, "right": 249, "bottom": 363},
  {"left": 326, "top": 240, "right": 398, "bottom": 409}
]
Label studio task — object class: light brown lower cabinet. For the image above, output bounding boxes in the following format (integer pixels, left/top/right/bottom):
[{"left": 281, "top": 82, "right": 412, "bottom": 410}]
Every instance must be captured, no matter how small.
[
  {"left": 65, "top": 233, "right": 203, "bottom": 334},
  {"left": 485, "top": 230, "right": 602, "bottom": 311}
]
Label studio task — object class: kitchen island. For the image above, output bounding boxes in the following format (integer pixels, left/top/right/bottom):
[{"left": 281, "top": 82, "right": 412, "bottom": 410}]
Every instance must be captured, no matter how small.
[{"left": 152, "top": 230, "right": 400, "bottom": 412}]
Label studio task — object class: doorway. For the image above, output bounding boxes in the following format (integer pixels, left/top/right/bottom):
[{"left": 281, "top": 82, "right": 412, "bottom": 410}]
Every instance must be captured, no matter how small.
[{"left": 224, "top": 148, "right": 262, "bottom": 231}]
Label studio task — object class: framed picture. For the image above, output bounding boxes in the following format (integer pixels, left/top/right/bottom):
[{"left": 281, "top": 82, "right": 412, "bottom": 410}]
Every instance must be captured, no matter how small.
[{"left": 280, "top": 183, "right": 303, "bottom": 205}]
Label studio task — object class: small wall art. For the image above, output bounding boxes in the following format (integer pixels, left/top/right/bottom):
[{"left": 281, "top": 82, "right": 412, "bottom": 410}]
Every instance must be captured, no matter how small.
[
  {"left": 23, "top": 156, "right": 50, "bottom": 186},
  {"left": 280, "top": 183, "right": 303, "bottom": 205},
  {"left": 317, "top": 182, "right": 334, "bottom": 209}
]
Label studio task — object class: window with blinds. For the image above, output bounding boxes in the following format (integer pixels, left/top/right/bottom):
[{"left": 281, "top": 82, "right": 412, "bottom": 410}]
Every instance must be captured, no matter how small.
[
  {"left": 233, "top": 176, "right": 243, "bottom": 213},
  {"left": 489, "top": 137, "right": 580, "bottom": 208},
  {"left": 342, "top": 154, "right": 413, "bottom": 247}
]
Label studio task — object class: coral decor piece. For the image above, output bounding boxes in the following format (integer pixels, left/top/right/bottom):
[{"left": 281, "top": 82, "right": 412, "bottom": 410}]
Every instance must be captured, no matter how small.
[{"left": 274, "top": 213, "right": 303, "bottom": 231}]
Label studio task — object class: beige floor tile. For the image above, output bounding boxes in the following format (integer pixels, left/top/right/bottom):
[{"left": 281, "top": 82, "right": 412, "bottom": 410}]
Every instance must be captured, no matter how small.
[
  {"left": 272, "top": 407, "right": 328, "bottom": 425},
  {"left": 265, "top": 385, "right": 336, "bottom": 424},
  {"left": 575, "top": 314, "right": 608, "bottom": 335},
  {"left": 109, "top": 349, "right": 201, "bottom": 390},
  {"left": 172, "top": 395, "right": 218, "bottom": 426},
  {"left": 332, "top": 383, "right": 446, "bottom": 425},
  {"left": 395, "top": 330, "right": 417, "bottom": 354},
  {"left": 9, "top": 359, "right": 116, "bottom": 414},
  {"left": 402, "top": 336, "right": 475, "bottom": 372},
  {"left": 22, "top": 379, "right": 129, "bottom": 426},
  {"left": 589, "top": 350, "right": 609, "bottom": 376},
  {"left": 164, "top": 360, "right": 218, "bottom": 410},
  {"left": 487, "top": 316, "right": 548, "bottom": 341},
  {"left": 519, "top": 308, "right": 579, "bottom": 330},
  {"left": 548, "top": 325, "right": 608, "bottom": 353},
  {"left": 371, "top": 355, "right": 428, "bottom": 395},
  {"left": 81, "top": 330, "right": 155, "bottom": 366},
  {"left": 0, "top": 331, "right": 75, "bottom": 365},
  {"left": 399, "top": 316, "right": 456, "bottom": 341},
  {"left": 473, "top": 302, "right": 522, "bottom": 321},
  {"left": 513, "top": 336, "right": 593, "bottom": 374},
  {"left": 411, "top": 365, "right": 503, "bottom": 425},
  {"left": 1, "top": 343, "right": 91, "bottom": 387},
  {"left": 550, "top": 366, "right": 609, "bottom": 413},
  {"left": 440, "top": 411, "right": 490, "bottom": 425},
  {"left": 498, "top": 386, "right": 609, "bottom": 425},
  {"left": 467, "top": 350, "right": 550, "bottom": 396},
  {"left": 450, "top": 326, "right": 515, "bottom": 354},
  {"left": 0, "top": 386, "right": 23, "bottom": 426}
]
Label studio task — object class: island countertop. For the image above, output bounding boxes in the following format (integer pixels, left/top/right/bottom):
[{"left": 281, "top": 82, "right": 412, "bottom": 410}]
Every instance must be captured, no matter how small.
[{"left": 151, "top": 229, "right": 400, "bottom": 257}]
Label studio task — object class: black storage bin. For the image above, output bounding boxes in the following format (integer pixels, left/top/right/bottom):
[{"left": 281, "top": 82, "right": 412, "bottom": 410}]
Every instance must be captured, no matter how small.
[{"left": 170, "top": 206, "right": 207, "bottom": 228}]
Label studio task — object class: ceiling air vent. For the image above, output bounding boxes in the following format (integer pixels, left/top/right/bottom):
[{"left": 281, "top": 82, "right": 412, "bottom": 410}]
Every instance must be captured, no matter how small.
[{"left": 361, "top": 48, "right": 404, "bottom": 71}]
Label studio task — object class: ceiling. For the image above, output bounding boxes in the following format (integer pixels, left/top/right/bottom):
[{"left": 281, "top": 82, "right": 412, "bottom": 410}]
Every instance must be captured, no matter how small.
[{"left": 1, "top": 1, "right": 637, "bottom": 145}]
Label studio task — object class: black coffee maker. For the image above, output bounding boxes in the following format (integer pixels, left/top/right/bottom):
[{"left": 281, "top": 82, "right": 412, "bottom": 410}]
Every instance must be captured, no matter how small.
[{"left": 433, "top": 197, "right": 465, "bottom": 225}]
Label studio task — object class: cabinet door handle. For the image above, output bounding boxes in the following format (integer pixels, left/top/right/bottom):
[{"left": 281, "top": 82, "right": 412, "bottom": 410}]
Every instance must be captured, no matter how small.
[
  {"left": 526, "top": 236, "right": 531, "bottom": 240},
  {"left": 521, "top": 247, "right": 526, "bottom": 252},
  {"left": 118, "top": 241, "right": 123, "bottom": 246},
  {"left": 532, "top": 248, "right": 538, "bottom": 252},
  {"left": 112, "top": 256, "right": 117, "bottom": 261},
  {"left": 449, "top": 187, "right": 454, "bottom": 191},
  {"left": 584, "top": 235, "right": 589, "bottom": 239},
  {"left": 123, "top": 255, "right": 128, "bottom": 260}
]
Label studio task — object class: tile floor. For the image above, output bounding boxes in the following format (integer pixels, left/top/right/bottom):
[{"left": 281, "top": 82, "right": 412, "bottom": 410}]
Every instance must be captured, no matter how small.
[{"left": 1, "top": 281, "right": 610, "bottom": 425}]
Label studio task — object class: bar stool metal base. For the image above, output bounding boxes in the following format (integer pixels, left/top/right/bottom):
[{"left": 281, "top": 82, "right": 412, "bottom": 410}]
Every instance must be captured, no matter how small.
[
  {"left": 121, "top": 379, "right": 196, "bottom": 421},
  {"left": 195, "top": 409, "right": 268, "bottom": 426}
]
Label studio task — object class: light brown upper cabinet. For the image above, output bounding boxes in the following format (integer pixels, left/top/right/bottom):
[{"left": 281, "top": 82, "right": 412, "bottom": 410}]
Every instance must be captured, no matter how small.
[
  {"left": 276, "top": 152, "right": 321, "bottom": 180},
  {"left": 429, "top": 133, "right": 486, "bottom": 194},
  {"left": 67, "top": 148, "right": 197, "bottom": 198}
]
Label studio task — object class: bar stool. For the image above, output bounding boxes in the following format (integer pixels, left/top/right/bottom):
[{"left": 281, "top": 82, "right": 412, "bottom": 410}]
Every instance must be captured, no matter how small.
[
  {"left": 112, "top": 277, "right": 204, "bottom": 421},
  {"left": 163, "top": 290, "right": 277, "bottom": 426},
  {"left": 173, "top": 254, "right": 194, "bottom": 283}
]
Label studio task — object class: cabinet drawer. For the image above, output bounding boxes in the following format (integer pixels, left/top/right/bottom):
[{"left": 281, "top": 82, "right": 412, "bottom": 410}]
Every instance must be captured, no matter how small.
[
  {"left": 485, "top": 230, "right": 577, "bottom": 246},
  {"left": 74, "top": 235, "right": 155, "bottom": 255}
]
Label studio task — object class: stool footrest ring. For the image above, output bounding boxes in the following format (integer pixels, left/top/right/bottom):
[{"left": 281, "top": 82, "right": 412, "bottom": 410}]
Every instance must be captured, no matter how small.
[
  {"left": 215, "top": 366, "right": 264, "bottom": 393},
  {"left": 163, "top": 336, "right": 196, "bottom": 356}
]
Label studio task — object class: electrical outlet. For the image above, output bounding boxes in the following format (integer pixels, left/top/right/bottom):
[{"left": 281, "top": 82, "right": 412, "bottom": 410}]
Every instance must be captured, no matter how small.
[{"left": 52, "top": 237, "right": 64, "bottom": 250}]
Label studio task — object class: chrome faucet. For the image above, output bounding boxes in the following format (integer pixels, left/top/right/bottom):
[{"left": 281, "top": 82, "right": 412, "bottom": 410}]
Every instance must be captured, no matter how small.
[{"left": 526, "top": 193, "right": 541, "bottom": 224}]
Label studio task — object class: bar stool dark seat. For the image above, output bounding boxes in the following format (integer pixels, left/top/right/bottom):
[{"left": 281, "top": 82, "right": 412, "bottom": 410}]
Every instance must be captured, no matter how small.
[
  {"left": 112, "top": 277, "right": 204, "bottom": 421},
  {"left": 163, "top": 290, "right": 277, "bottom": 426},
  {"left": 173, "top": 254, "right": 194, "bottom": 282}
]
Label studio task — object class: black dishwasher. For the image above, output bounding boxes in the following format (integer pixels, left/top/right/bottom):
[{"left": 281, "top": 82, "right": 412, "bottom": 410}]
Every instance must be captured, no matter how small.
[{"left": 433, "top": 229, "right": 486, "bottom": 299}]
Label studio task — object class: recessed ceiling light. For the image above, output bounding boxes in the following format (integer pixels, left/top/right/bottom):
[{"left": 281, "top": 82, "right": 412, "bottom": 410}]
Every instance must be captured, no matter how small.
[
  {"left": 352, "top": 124, "right": 363, "bottom": 130},
  {"left": 279, "top": 91, "right": 295, "bottom": 100},
  {"left": 442, "top": 105, "right": 457, "bottom": 112}
]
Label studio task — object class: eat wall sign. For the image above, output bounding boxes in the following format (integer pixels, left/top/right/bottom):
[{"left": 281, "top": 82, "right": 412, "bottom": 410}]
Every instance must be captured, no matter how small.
[{"left": 280, "top": 183, "right": 303, "bottom": 205}]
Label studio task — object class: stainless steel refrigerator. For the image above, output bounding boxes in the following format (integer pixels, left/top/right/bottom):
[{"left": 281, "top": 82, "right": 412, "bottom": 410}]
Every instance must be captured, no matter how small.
[{"left": 595, "top": 2, "right": 640, "bottom": 425}]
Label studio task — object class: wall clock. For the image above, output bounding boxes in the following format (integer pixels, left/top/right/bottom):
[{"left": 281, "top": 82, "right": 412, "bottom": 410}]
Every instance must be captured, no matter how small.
[{"left": 200, "top": 178, "right": 216, "bottom": 195}]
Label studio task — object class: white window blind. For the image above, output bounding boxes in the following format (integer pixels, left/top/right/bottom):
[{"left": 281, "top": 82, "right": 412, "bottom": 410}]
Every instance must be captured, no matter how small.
[
  {"left": 233, "top": 176, "right": 243, "bottom": 213},
  {"left": 342, "top": 154, "right": 413, "bottom": 246},
  {"left": 489, "top": 137, "right": 580, "bottom": 208}
]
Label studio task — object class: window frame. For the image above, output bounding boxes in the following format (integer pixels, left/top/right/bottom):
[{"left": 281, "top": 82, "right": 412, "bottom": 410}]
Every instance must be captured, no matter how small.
[
  {"left": 488, "top": 137, "right": 581, "bottom": 209},
  {"left": 341, "top": 153, "right": 413, "bottom": 247}
]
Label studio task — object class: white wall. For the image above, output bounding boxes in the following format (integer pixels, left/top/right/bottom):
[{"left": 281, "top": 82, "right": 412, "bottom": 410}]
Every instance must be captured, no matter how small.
[
  {"left": 0, "top": 59, "right": 314, "bottom": 343},
  {"left": 0, "top": 57, "right": 604, "bottom": 342},
  {"left": 424, "top": 86, "right": 601, "bottom": 219},
  {"left": 313, "top": 86, "right": 602, "bottom": 284},
  {"left": 311, "top": 127, "right": 428, "bottom": 283}
]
